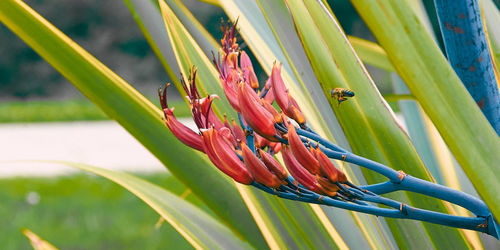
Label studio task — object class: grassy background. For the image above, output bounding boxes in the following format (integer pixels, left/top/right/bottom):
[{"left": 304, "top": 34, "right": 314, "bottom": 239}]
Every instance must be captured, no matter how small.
[
  {"left": 0, "top": 98, "right": 190, "bottom": 123},
  {"left": 0, "top": 173, "right": 209, "bottom": 249}
]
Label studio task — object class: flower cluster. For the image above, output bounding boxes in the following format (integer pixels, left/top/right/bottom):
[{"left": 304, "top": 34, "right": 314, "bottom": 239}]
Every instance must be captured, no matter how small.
[
  {"left": 158, "top": 20, "right": 348, "bottom": 198},
  {"left": 157, "top": 21, "right": 497, "bottom": 236}
]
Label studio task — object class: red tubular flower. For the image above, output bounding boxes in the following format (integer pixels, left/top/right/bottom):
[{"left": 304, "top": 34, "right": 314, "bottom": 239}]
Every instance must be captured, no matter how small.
[
  {"left": 271, "top": 63, "right": 306, "bottom": 124},
  {"left": 316, "top": 176, "right": 339, "bottom": 196},
  {"left": 218, "top": 127, "right": 237, "bottom": 148},
  {"left": 262, "top": 77, "right": 275, "bottom": 104},
  {"left": 287, "top": 93, "right": 306, "bottom": 124},
  {"left": 201, "top": 128, "right": 253, "bottom": 184},
  {"left": 282, "top": 145, "right": 321, "bottom": 193},
  {"left": 240, "top": 51, "right": 259, "bottom": 89},
  {"left": 271, "top": 63, "right": 289, "bottom": 112},
  {"left": 231, "top": 119, "right": 246, "bottom": 144},
  {"left": 254, "top": 133, "right": 282, "bottom": 153},
  {"left": 199, "top": 95, "right": 224, "bottom": 130},
  {"left": 258, "top": 148, "right": 288, "bottom": 181},
  {"left": 222, "top": 70, "right": 241, "bottom": 112},
  {"left": 241, "top": 143, "right": 281, "bottom": 188},
  {"left": 311, "top": 146, "right": 338, "bottom": 183},
  {"left": 237, "top": 82, "right": 278, "bottom": 141},
  {"left": 287, "top": 125, "right": 320, "bottom": 175},
  {"left": 159, "top": 85, "right": 204, "bottom": 153},
  {"left": 162, "top": 107, "right": 205, "bottom": 153},
  {"left": 261, "top": 98, "right": 282, "bottom": 123}
]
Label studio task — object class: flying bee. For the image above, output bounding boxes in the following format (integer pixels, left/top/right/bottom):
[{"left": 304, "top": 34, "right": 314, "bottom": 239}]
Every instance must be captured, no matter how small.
[{"left": 331, "top": 88, "right": 355, "bottom": 106}]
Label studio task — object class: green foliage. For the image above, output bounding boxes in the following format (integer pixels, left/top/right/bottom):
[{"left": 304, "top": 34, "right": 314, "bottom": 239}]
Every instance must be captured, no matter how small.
[
  {"left": 0, "top": 98, "right": 189, "bottom": 123},
  {"left": 0, "top": 173, "right": 194, "bottom": 249}
]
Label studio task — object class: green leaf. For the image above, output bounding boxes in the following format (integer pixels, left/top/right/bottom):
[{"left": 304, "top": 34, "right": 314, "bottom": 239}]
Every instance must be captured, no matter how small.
[
  {"left": 0, "top": 1, "right": 265, "bottom": 247},
  {"left": 483, "top": 0, "right": 500, "bottom": 77},
  {"left": 351, "top": 0, "right": 500, "bottom": 220},
  {"left": 285, "top": 0, "right": 472, "bottom": 248},
  {"left": 50, "top": 161, "right": 251, "bottom": 249},
  {"left": 347, "top": 36, "right": 395, "bottom": 72},
  {"left": 22, "top": 229, "right": 58, "bottom": 250}
]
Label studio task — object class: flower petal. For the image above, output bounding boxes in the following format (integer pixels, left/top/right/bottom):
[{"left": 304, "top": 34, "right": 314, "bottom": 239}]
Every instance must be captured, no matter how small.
[
  {"left": 258, "top": 148, "right": 288, "bottom": 180},
  {"left": 240, "top": 51, "right": 259, "bottom": 89},
  {"left": 163, "top": 108, "right": 204, "bottom": 152},
  {"left": 282, "top": 145, "right": 321, "bottom": 193},
  {"left": 271, "top": 63, "right": 289, "bottom": 112},
  {"left": 202, "top": 128, "right": 253, "bottom": 184},
  {"left": 241, "top": 143, "right": 282, "bottom": 188},
  {"left": 287, "top": 125, "right": 320, "bottom": 175},
  {"left": 231, "top": 119, "right": 247, "bottom": 144},
  {"left": 311, "top": 147, "right": 340, "bottom": 183},
  {"left": 237, "top": 82, "right": 278, "bottom": 141}
]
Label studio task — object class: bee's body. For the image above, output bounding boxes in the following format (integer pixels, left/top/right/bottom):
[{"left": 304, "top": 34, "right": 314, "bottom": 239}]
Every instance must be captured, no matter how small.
[{"left": 331, "top": 88, "right": 355, "bottom": 106}]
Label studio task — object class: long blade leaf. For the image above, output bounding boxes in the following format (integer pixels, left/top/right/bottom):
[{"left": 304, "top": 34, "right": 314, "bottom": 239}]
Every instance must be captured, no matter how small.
[
  {"left": 0, "top": 1, "right": 264, "bottom": 247},
  {"left": 51, "top": 161, "right": 251, "bottom": 249}
]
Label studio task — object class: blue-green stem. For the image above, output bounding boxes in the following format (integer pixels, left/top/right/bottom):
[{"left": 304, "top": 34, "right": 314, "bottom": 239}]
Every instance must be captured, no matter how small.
[{"left": 251, "top": 181, "right": 494, "bottom": 235}]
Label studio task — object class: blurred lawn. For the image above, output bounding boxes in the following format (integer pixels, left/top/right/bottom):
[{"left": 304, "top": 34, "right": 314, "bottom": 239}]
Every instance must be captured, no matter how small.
[
  {"left": 0, "top": 173, "right": 210, "bottom": 249},
  {"left": 0, "top": 98, "right": 190, "bottom": 123}
]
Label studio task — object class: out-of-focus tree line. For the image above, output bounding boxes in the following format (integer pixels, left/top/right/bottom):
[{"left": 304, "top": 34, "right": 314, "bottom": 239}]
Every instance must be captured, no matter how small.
[
  {"left": 0, "top": 0, "right": 224, "bottom": 100},
  {"left": 0, "top": 0, "right": 401, "bottom": 100}
]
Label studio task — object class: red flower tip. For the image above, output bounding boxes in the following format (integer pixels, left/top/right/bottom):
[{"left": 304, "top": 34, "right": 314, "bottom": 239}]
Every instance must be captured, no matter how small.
[
  {"left": 221, "top": 69, "right": 241, "bottom": 113},
  {"left": 258, "top": 148, "right": 288, "bottom": 180},
  {"left": 271, "top": 63, "right": 306, "bottom": 124},
  {"left": 287, "top": 125, "right": 320, "bottom": 175},
  {"left": 316, "top": 176, "right": 339, "bottom": 196},
  {"left": 311, "top": 146, "right": 339, "bottom": 183},
  {"left": 201, "top": 128, "right": 253, "bottom": 184},
  {"left": 261, "top": 98, "right": 282, "bottom": 123},
  {"left": 237, "top": 81, "right": 278, "bottom": 141},
  {"left": 218, "top": 127, "right": 237, "bottom": 148},
  {"left": 240, "top": 51, "right": 259, "bottom": 89},
  {"left": 220, "top": 18, "right": 239, "bottom": 55},
  {"left": 287, "top": 94, "right": 306, "bottom": 124},
  {"left": 231, "top": 119, "right": 247, "bottom": 144},
  {"left": 241, "top": 143, "right": 282, "bottom": 188},
  {"left": 158, "top": 85, "right": 204, "bottom": 153},
  {"left": 254, "top": 133, "right": 282, "bottom": 154},
  {"left": 282, "top": 145, "right": 321, "bottom": 193},
  {"left": 271, "top": 63, "right": 289, "bottom": 113}
]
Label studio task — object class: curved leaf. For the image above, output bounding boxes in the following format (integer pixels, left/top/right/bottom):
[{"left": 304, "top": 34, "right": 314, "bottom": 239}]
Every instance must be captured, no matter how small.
[
  {"left": 0, "top": 1, "right": 264, "bottom": 247},
  {"left": 22, "top": 229, "right": 58, "bottom": 250},
  {"left": 51, "top": 161, "right": 251, "bottom": 249}
]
